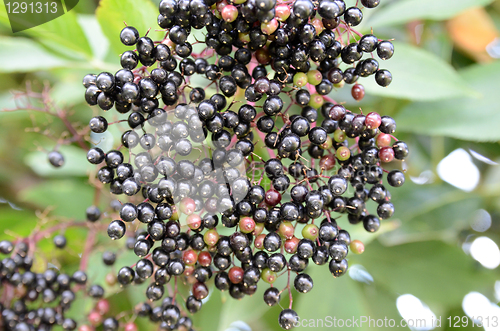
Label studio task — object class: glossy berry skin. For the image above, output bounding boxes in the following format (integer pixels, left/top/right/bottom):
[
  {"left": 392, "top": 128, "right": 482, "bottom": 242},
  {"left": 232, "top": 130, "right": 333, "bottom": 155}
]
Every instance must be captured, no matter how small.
[
  {"left": 359, "top": 34, "right": 378, "bottom": 52},
  {"left": 308, "top": 127, "right": 327, "bottom": 145},
  {"left": 380, "top": 116, "right": 397, "bottom": 134},
  {"left": 107, "top": 220, "right": 126, "bottom": 240},
  {"left": 365, "top": 112, "right": 381, "bottom": 129},
  {"left": 319, "top": 222, "right": 338, "bottom": 242},
  {"left": 375, "top": 69, "right": 392, "bottom": 87},
  {"left": 120, "top": 26, "right": 140, "bottom": 46},
  {"left": 344, "top": 7, "right": 363, "bottom": 26},
  {"left": 361, "top": 0, "right": 380, "bottom": 7},
  {"left": 294, "top": 273, "right": 313, "bottom": 293},
  {"left": 263, "top": 232, "right": 282, "bottom": 252},
  {"left": 341, "top": 43, "right": 362, "bottom": 64},
  {"left": 77, "top": 3, "right": 408, "bottom": 329},
  {"left": 377, "top": 41, "right": 395, "bottom": 60},
  {"left": 377, "top": 201, "right": 395, "bottom": 219},
  {"left": 193, "top": 282, "right": 209, "bottom": 300},
  {"left": 329, "top": 258, "right": 348, "bottom": 277},
  {"left": 392, "top": 141, "right": 409, "bottom": 159},
  {"left": 48, "top": 151, "right": 64, "bottom": 168},
  {"left": 89, "top": 116, "right": 108, "bottom": 133},
  {"left": 53, "top": 235, "right": 67, "bottom": 248},
  {"left": 263, "top": 287, "right": 280, "bottom": 306},
  {"left": 0, "top": 240, "right": 14, "bottom": 254},
  {"left": 351, "top": 84, "right": 365, "bottom": 101},
  {"left": 363, "top": 214, "right": 380, "bottom": 232},
  {"left": 297, "top": 239, "right": 315, "bottom": 259},
  {"left": 279, "top": 309, "right": 299, "bottom": 330}
]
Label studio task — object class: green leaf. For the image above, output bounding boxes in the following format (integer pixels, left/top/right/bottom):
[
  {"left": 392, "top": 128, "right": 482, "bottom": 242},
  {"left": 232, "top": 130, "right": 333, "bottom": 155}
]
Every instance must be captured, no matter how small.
[
  {"left": 353, "top": 240, "right": 498, "bottom": 307},
  {"left": 24, "top": 145, "right": 94, "bottom": 177},
  {"left": 192, "top": 275, "right": 288, "bottom": 331},
  {"left": 395, "top": 61, "right": 500, "bottom": 142},
  {"left": 0, "top": 3, "right": 93, "bottom": 59},
  {"left": 0, "top": 36, "right": 68, "bottom": 73},
  {"left": 378, "top": 182, "right": 481, "bottom": 246},
  {"left": 362, "top": 42, "right": 473, "bottom": 101},
  {"left": 293, "top": 264, "right": 401, "bottom": 330},
  {"left": 0, "top": 207, "right": 39, "bottom": 238},
  {"left": 19, "top": 179, "right": 93, "bottom": 218},
  {"left": 96, "top": 0, "right": 163, "bottom": 57},
  {"left": 77, "top": 14, "right": 110, "bottom": 61},
  {"left": 366, "top": 0, "right": 495, "bottom": 28}
]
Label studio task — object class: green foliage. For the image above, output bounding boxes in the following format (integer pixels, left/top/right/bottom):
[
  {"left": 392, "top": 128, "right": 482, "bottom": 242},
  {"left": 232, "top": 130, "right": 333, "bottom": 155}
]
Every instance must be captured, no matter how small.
[
  {"left": 366, "top": 0, "right": 495, "bottom": 27},
  {"left": 396, "top": 61, "right": 500, "bottom": 141},
  {"left": 96, "top": 0, "right": 164, "bottom": 57},
  {"left": 363, "top": 42, "right": 474, "bottom": 101},
  {"left": 0, "top": 36, "right": 69, "bottom": 73}
]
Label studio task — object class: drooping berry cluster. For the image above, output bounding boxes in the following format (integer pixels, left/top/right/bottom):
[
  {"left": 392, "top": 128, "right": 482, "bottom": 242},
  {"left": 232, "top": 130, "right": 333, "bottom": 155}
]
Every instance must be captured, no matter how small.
[
  {"left": 0, "top": 240, "right": 94, "bottom": 331},
  {"left": 80, "top": 0, "right": 408, "bottom": 329}
]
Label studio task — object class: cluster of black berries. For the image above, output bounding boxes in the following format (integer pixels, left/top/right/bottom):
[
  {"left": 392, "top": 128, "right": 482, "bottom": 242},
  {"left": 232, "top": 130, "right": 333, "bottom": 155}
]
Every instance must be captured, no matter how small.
[
  {"left": 0, "top": 240, "right": 88, "bottom": 331},
  {"left": 81, "top": 0, "right": 408, "bottom": 329}
]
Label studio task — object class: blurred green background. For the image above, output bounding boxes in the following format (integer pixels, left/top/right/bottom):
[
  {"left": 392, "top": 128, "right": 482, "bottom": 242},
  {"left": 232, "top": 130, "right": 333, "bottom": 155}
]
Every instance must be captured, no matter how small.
[{"left": 1, "top": 0, "right": 500, "bottom": 330}]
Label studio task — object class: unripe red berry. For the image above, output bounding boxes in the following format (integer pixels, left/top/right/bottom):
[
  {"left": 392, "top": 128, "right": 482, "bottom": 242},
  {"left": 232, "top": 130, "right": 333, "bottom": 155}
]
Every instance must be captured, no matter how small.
[
  {"left": 221, "top": 4, "right": 238, "bottom": 22},
  {"left": 179, "top": 197, "right": 196, "bottom": 215},
  {"left": 239, "top": 216, "right": 256, "bottom": 233},
  {"left": 198, "top": 251, "right": 212, "bottom": 267},
  {"left": 379, "top": 146, "right": 395, "bottom": 163},
  {"left": 88, "top": 311, "right": 102, "bottom": 326},
  {"left": 183, "top": 249, "right": 198, "bottom": 266},
  {"left": 186, "top": 214, "right": 202, "bottom": 230},
  {"left": 228, "top": 266, "right": 244, "bottom": 284},
  {"left": 95, "top": 299, "right": 110, "bottom": 315},
  {"left": 124, "top": 323, "right": 138, "bottom": 331},
  {"left": 204, "top": 229, "right": 219, "bottom": 247},
  {"left": 278, "top": 221, "right": 295, "bottom": 240},
  {"left": 284, "top": 236, "right": 300, "bottom": 254},
  {"left": 193, "top": 281, "right": 209, "bottom": 299},
  {"left": 376, "top": 133, "right": 392, "bottom": 147},
  {"left": 365, "top": 112, "right": 381, "bottom": 129},
  {"left": 254, "top": 234, "right": 266, "bottom": 250},
  {"left": 351, "top": 84, "right": 365, "bottom": 101},
  {"left": 350, "top": 240, "right": 365, "bottom": 254}
]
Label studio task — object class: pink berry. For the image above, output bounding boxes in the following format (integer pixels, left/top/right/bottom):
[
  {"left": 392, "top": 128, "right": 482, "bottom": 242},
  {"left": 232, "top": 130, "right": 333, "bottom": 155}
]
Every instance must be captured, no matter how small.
[
  {"left": 179, "top": 197, "right": 196, "bottom": 215},
  {"left": 254, "top": 234, "right": 266, "bottom": 249},
  {"left": 193, "top": 282, "right": 209, "bottom": 299},
  {"left": 379, "top": 146, "right": 395, "bottom": 163},
  {"left": 284, "top": 236, "right": 300, "bottom": 254},
  {"left": 95, "top": 299, "right": 110, "bottom": 315},
  {"left": 228, "top": 266, "right": 244, "bottom": 284},
  {"left": 186, "top": 213, "right": 202, "bottom": 230},
  {"left": 376, "top": 133, "right": 392, "bottom": 147},
  {"left": 261, "top": 18, "right": 279, "bottom": 35},
  {"left": 239, "top": 216, "right": 256, "bottom": 233},
  {"left": 124, "top": 323, "right": 138, "bottom": 331},
  {"left": 278, "top": 221, "right": 295, "bottom": 239},
  {"left": 198, "top": 251, "right": 212, "bottom": 267},
  {"left": 365, "top": 112, "right": 382, "bottom": 129},
  {"left": 88, "top": 311, "right": 102, "bottom": 326},
  {"left": 351, "top": 84, "right": 365, "bottom": 101},
  {"left": 183, "top": 249, "right": 198, "bottom": 266},
  {"left": 275, "top": 4, "right": 291, "bottom": 21},
  {"left": 221, "top": 5, "right": 238, "bottom": 22}
]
